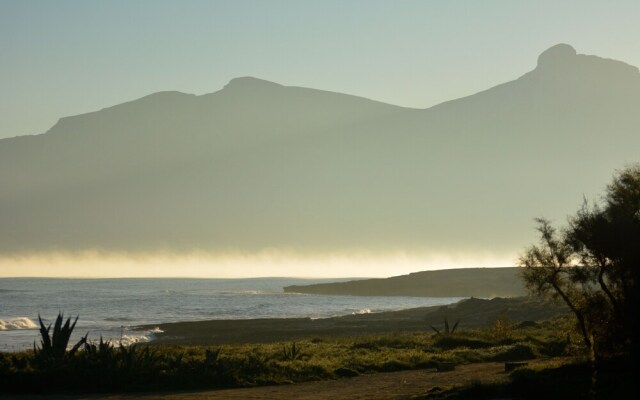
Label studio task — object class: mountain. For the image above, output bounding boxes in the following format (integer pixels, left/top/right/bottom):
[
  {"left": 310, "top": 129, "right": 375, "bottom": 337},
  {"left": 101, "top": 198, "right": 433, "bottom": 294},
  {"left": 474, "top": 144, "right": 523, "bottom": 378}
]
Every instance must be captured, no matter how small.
[
  {"left": 283, "top": 267, "right": 525, "bottom": 297},
  {"left": 1, "top": 44, "right": 639, "bottom": 255}
]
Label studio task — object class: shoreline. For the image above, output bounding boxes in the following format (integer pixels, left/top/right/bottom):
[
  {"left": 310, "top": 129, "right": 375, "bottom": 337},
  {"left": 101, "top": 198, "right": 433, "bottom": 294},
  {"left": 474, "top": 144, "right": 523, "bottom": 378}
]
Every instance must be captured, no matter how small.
[{"left": 142, "top": 296, "right": 567, "bottom": 345}]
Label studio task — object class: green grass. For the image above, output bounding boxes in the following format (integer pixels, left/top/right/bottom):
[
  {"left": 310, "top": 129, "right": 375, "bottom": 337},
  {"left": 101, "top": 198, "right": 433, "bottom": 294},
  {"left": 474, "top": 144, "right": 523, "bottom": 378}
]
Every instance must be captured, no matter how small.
[{"left": 0, "top": 315, "right": 584, "bottom": 394}]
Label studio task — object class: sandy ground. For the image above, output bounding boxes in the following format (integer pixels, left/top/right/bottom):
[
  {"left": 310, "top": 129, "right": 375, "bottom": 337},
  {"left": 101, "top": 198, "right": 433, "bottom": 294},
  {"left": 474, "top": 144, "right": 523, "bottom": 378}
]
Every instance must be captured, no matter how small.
[{"left": 6, "top": 361, "right": 532, "bottom": 400}]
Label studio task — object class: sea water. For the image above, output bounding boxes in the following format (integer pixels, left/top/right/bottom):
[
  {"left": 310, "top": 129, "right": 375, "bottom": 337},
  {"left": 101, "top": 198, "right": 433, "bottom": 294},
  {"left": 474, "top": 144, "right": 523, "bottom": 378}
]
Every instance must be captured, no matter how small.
[{"left": 0, "top": 278, "right": 463, "bottom": 351}]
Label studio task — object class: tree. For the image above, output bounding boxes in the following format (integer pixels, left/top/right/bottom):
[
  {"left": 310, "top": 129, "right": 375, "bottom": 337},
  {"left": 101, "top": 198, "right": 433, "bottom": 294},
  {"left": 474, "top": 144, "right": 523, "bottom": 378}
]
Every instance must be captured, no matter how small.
[{"left": 519, "top": 164, "right": 639, "bottom": 359}]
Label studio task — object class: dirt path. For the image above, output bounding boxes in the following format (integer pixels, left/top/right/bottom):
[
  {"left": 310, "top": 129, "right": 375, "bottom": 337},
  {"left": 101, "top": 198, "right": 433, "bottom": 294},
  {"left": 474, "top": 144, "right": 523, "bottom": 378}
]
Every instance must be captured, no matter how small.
[{"left": 10, "top": 361, "right": 524, "bottom": 400}]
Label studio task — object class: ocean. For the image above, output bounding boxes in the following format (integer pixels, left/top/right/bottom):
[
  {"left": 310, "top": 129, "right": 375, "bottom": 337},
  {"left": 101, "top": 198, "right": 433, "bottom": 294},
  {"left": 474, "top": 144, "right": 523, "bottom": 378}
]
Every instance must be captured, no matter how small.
[{"left": 0, "top": 278, "right": 463, "bottom": 351}]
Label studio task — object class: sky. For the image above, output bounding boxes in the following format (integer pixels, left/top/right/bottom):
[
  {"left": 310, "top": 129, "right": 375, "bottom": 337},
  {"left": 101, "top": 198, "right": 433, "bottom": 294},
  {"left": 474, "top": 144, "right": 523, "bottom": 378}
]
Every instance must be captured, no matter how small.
[{"left": 1, "top": 0, "right": 639, "bottom": 140}]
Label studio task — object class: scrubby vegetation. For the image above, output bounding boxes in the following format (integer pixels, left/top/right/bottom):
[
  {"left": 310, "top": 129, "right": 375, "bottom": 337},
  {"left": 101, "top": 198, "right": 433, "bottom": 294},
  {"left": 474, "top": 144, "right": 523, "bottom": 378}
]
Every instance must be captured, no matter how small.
[
  {"left": 519, "top": 164, "right": 639, "bottom": 360},
  {"left": 515, "top": 165, "right": 639, "bottom": 398},
  {"left": 0, "top": 314, "right": 580, "bottom": 394},
  {"left": 421, "top": 355, "right": 635, "bottom": 400}
]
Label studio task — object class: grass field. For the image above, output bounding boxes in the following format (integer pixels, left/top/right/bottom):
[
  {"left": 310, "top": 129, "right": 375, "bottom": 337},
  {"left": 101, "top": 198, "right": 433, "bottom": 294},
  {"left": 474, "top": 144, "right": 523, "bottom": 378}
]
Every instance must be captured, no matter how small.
[{"left": 0, "top": 315, "right": 584, "bottom": 394}]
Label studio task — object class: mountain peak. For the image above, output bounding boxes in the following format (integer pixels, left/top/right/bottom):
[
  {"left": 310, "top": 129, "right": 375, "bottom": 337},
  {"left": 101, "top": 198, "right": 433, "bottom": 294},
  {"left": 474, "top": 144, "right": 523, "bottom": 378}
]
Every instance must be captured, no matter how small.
[
  {"left": 536, "top": 43, "right": 577, "bottom": 68},
  {"left": 534, "top": 43, "right": 639, "bottom": 77},
  {"left": 223, "top": 76, "right": 283, "bottom": 91}
]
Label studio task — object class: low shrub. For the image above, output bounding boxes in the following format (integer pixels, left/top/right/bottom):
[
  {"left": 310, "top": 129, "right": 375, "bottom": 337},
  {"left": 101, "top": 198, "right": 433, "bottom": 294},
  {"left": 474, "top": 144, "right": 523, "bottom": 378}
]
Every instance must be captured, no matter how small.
[
  {"left": 489, "top": 344, "right": 536, "bottom": 362},
  {"left": 432, "top": 335, "right": 492, "bottom": 350}
]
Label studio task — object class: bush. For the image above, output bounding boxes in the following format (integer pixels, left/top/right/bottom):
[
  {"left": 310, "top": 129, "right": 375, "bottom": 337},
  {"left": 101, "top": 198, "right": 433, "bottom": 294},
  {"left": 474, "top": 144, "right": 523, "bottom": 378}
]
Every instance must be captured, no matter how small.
[
  {"left": 433, "top": 335, "right": 492, "bottom": 350},
  {"left": 489, "top": 344, "right": 536, "bottom": 362}
]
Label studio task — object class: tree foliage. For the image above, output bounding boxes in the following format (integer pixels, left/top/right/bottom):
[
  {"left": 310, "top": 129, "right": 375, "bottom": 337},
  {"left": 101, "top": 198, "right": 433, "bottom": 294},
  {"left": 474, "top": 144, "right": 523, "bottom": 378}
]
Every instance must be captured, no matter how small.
[{"left": 519, "top": 164, "right": 640, "bottom": 359}]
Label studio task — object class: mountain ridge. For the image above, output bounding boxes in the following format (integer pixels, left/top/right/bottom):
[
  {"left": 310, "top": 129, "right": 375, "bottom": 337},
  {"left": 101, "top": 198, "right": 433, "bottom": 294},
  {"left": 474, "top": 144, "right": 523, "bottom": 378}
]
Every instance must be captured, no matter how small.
[
  {"left": 5, "top": 43, "right": 636, "bottom": 144},
  {"left": 1, "top": 44, "right": 638, "bottom": 257}
]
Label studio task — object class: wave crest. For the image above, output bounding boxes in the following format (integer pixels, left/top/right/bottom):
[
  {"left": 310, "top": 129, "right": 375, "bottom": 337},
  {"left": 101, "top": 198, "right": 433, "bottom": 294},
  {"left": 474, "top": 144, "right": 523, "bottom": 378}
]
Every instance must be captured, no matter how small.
[{"left": 0, "top": 317, "right": 38, "bottom": 331}]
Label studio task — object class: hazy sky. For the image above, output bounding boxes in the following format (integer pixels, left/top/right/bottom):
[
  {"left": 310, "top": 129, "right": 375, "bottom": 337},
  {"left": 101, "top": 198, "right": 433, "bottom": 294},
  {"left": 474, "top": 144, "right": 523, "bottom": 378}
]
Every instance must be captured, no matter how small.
[{"left": 1, "top": 0, "right": 639, "bottom": 140}]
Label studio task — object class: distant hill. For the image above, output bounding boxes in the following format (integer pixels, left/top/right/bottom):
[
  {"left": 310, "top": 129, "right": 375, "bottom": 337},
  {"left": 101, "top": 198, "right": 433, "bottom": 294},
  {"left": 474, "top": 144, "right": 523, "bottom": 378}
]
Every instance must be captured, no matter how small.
[
  {"left": 283, "top": 267, "right": 525, "bottom": 298},
  {"left": 1, "top": 44, "right": 639, "bottom": 256}
]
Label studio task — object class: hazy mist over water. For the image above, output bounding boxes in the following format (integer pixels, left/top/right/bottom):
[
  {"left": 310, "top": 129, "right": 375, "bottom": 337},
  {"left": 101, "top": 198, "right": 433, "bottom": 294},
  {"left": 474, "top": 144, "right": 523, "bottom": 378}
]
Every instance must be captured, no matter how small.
[{"left": 0, "top": 250, "right": 516, "bottom": 278}]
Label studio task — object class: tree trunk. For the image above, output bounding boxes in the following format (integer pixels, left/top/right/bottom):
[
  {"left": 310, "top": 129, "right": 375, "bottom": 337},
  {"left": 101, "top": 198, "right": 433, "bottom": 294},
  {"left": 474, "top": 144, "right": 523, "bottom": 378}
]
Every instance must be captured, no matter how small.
[
  {"left": 597, "top": 266, "right": 620, "bottom": 316},
  {"left": 552, "top": 282, "right": 592, "bottom": 350}
]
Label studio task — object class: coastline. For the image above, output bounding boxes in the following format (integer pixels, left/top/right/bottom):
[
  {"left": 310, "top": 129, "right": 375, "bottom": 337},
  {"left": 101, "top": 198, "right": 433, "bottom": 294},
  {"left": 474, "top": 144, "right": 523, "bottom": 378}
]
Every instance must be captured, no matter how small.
[{"left": 142, "top": 296, "right": 567, "bottom": 345}]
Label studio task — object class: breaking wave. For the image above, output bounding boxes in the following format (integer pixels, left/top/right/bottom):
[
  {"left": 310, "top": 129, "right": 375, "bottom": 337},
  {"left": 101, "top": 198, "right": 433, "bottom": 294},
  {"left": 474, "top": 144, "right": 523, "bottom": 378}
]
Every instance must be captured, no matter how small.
[
  {"left": 0, "top": 317, "right": 38, "bottom": 331},
  {"left": 117, "top": 327, "right": 164, "bottom": 346}
]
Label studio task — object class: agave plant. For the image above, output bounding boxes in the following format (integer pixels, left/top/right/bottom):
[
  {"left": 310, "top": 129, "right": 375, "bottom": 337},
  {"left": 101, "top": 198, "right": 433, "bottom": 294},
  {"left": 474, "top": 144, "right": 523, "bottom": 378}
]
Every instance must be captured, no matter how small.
[
  {"left": 205, "top": 348, "right": 221, "bottom": 365},
  {"left": 34, "top": 313, "right": 87, "bottom": 360},
  {"left": 282, "top": 342, "right": 304, "bottom": 361},
  {"left": 429, "top": 317, "right": 460, "bottom": 335},
  {"left": 83, "top": 336, "right": 116, "bottom": 359},
  {"left": 118, "top": 344, "right": 161, "bottom": 371}
]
